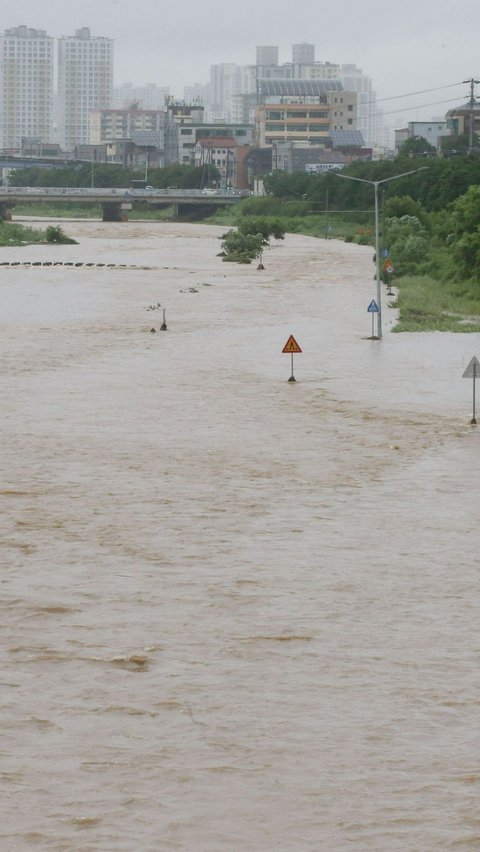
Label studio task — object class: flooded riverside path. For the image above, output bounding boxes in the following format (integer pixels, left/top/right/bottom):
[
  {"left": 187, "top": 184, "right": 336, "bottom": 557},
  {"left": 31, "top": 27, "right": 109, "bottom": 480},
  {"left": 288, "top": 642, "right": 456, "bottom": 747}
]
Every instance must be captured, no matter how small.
[{"left": 1, "top": 220, "right": 479, "bottom": 852}]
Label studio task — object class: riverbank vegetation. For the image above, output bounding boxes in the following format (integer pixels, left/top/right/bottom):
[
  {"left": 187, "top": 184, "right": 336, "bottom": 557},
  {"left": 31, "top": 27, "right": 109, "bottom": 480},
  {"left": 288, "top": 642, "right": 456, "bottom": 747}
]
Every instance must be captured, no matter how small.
[
  {"left": 8, "top": 162, "right": 219, "bottom": 190},
  {"left": 0, "top": 220, "right": 77, "bottom": 246},
  {"left": 210, "top": 155, "right": 480, "bottom": 332},
  {"left": 4, "top": 156, "right": 480, "bottom": 331}
]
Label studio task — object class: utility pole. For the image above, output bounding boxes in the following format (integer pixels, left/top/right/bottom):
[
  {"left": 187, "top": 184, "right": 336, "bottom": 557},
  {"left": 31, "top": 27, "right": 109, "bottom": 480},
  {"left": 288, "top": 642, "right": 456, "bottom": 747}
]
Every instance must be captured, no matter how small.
[{"left": 463, "top": 77, "right": 480, "bottom": 154}]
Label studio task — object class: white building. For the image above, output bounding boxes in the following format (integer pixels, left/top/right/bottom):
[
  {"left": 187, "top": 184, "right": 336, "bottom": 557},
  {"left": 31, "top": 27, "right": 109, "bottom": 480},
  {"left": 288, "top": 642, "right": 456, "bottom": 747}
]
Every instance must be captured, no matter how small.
[
  {"left": 114, "top": 82, "right": 170, "bottom": 110},
  {"left": 292, "top": 43, "right": 315, "bottom": 65},
  {"left": 208, "top": 63, "right": 244, "bottom": 122},
  {"left": 0, "top": 26, "right": 54, "bottom": 150},
  {"left": 256, "top": 46, "right": 279, "bottom": 67},
  {"left": 90, "top": 105, "right": 165, "bottom": 145},
  {"left": 407, "top": 120, "right": 449, "bottom": 149},
  {"left": 183, "top": 83, "right": 209, "bottom": 105},
  {"left": 57, "top": 27, "right": 113, "bottom": 151},
  {"left": 340, "top": 64, "right": 379, "bottom": 147}
]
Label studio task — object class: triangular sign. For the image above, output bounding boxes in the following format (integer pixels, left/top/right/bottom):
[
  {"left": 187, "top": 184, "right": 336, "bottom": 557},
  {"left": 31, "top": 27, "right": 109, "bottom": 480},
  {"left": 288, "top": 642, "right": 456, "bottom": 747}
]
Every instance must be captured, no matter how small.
[
  {"left": 462, "top": 356, "right": 480, "bottom": 378},
  {"left": 367, "top": 299, "right": 379, "bottom": 313},
  {"left": 282, "top": 334, "right": 302, "bottom": 353}
]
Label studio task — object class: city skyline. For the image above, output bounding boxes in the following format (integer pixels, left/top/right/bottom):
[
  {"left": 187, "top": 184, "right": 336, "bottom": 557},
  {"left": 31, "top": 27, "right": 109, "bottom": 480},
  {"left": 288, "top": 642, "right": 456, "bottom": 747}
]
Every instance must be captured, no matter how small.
[{"left": 0, "top": 0, "right": 478, "bottom": 128}]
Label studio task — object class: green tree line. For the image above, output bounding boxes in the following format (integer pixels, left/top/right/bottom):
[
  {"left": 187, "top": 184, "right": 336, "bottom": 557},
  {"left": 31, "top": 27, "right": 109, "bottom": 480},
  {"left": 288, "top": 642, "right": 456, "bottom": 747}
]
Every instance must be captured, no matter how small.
[
  {"left": 7, "top": 163, "right": 219, "bottom": 189},
  {"left": 263, "top": 156, "right": 480, "bottom": 213}
]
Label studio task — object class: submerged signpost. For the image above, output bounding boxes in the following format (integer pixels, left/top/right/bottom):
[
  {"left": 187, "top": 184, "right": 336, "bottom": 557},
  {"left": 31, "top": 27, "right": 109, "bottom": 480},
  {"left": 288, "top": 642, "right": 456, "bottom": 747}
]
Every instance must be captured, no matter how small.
[
  {"left": 282, "top": 334, "right": 302, "bottom": 382},
  {"left": 367, "top": 299, "right": 379, "bottom": 339},
  {"left": 462, "top": 356, "right": 480, "bottom": 424}
]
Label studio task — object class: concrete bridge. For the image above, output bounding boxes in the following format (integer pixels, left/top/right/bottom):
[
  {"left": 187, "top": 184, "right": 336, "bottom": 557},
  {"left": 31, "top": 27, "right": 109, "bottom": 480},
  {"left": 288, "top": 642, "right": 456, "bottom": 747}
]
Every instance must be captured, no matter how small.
[{"left": 0, "top": 186, "right": 243, "bottom": 221}]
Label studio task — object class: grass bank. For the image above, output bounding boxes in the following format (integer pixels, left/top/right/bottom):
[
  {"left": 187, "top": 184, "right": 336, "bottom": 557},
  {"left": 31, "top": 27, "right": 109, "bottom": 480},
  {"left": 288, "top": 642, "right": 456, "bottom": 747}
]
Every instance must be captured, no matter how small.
[
  {"left": 391, "top": 275, "right": 480, "bottom": 333},
  {"left": 14, "top": 203, "right": 100, "bottom": 219},
  {"left": 0, "top": 220, "right": 55, "bottom": 246},
  {"left": 14, "top": 202, "right": 175, "bottom": 220}
]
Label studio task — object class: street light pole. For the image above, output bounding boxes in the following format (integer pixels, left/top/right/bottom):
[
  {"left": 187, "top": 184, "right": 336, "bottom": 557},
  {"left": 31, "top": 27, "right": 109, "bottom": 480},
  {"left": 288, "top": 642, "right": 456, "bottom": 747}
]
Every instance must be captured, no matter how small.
[
  {"left": 374, "top": 181, "right": 381, "bottom": 337},
  {"left": 334, "top": 167, "right": 429, "bottom": 339}
]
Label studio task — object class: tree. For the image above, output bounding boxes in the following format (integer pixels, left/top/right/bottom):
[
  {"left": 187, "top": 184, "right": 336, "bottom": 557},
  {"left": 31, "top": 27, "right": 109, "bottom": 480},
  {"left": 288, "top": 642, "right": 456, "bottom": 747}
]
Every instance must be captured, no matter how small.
[
  {"left": 238, "top": 217, "right": 286, "bottom": 243},
  {"left": 397, "top": 136, "right": 437, "bottom": 158},
  {"left": 219, "top": 218, "right": 285, "bottom": 264},
  {"left": 384, "top": 215, "right": 429, "bottom": 274},
  {"left": 384, "top": 195, "right": 428, "bottom": 226},
  {"left": 219, "top": 230, "right": 264, "bottom": 264},
  {"left": 440, "top": 134, "right": 472, "bottom": 157},
  {"left": 450, "top": 185, "right": 480, "bottom": 236},
  {"left": 448, "top": 185, "right": 480, "bottom": 281}
]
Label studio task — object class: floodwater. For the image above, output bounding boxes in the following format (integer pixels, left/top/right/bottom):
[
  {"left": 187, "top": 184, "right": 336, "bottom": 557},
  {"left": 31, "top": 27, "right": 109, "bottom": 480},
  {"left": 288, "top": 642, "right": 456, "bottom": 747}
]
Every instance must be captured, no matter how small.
[{"left": 1, "top": 220, "right": 479, "bottom": 852}]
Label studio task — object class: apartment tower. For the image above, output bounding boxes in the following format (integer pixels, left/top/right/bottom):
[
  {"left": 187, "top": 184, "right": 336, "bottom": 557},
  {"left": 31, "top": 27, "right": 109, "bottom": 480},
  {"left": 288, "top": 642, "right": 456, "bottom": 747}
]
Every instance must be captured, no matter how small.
[
  {"left": 292, "top": 43, "right": 315, "bottom": 65},
  {"left": 255, "top": 46, "right": 279, "bottom": 67},
  {"left": 57, "top": 27, "right": 113, "bottom": 150},
  {"left": 0, "top": 26, "right": 54, "bottom": 150}
]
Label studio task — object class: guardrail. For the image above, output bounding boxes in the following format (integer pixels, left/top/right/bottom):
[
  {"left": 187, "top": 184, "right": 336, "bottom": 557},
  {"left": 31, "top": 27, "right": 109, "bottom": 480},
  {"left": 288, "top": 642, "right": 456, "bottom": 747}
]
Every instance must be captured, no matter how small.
[{"left": 0, "top": 186, "right": 243, "bottom": 199}]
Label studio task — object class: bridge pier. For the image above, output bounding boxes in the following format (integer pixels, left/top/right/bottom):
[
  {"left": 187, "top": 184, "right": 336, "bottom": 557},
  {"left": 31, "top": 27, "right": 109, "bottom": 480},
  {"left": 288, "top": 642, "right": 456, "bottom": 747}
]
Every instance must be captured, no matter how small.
[
  {"left": 0, "top": 201, "right": 14, "bottom": 220},
  {"left": 101, "top": 201, "right": 132, "bottom": 222}
]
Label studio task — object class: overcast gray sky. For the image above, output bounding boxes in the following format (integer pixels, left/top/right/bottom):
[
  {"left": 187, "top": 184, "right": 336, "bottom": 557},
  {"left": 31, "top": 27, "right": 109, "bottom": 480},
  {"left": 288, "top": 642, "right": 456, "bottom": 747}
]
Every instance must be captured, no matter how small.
[{"left": 2, "top": 0, "right": 479, "bottom": 126}]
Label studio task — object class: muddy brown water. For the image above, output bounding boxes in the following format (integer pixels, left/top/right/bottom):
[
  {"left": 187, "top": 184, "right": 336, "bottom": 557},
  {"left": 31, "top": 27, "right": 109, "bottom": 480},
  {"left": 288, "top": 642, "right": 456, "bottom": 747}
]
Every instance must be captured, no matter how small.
[{"left": 1, "top": 220, "right": 479, "bottom": 851}]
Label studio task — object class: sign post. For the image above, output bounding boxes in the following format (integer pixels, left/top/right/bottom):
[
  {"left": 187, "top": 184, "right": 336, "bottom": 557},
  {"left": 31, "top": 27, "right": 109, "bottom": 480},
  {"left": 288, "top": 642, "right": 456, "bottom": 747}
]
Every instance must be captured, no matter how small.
[
  {"left": 282, "top": 334, "right": 302, "bottom": 382},
  {"left": 383, "top": 258, "right": 395, "bottom": 295},
  {"left": 367, "top": 299, "right": 379, "bottom": 339},
  {"left": 462, "top": 356, "right": 480, "bottom": 424}
]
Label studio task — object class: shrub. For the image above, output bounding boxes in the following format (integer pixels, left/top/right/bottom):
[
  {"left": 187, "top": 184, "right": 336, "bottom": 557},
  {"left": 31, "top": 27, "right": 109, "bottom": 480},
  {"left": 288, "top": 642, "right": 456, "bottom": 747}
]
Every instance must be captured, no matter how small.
[
  {"left": 45, "top": 225, "right": 77, "bottom": 244},
  {"left": 219, "top": 229, "right": 263, "bottom": 264}
]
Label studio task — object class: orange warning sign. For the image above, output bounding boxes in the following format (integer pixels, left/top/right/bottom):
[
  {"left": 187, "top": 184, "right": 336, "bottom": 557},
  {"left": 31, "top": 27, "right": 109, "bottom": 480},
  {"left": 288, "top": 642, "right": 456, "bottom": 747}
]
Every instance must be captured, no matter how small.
[{"left": 282, "top": 335, "right": 302, "bottom": 354}]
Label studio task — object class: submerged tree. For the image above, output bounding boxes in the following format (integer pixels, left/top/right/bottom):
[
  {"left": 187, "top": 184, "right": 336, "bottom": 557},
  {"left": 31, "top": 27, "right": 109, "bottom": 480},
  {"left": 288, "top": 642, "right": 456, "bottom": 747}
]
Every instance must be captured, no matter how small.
[
  {"left": 219, "top": 230, "right": 264, "bottom": 264},
  {"left": 219, "top": 217, "right": 285, "bottom": 265}
]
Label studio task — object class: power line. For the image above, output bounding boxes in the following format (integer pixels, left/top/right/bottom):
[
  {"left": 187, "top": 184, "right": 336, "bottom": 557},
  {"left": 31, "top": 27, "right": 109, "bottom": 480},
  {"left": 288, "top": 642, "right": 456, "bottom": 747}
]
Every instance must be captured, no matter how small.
[
  {"left": 375, "top": 81, "right": 465, "bottom": 104},
  {"left": 381, "top": 96, "right": 465, "bottom": 117}
]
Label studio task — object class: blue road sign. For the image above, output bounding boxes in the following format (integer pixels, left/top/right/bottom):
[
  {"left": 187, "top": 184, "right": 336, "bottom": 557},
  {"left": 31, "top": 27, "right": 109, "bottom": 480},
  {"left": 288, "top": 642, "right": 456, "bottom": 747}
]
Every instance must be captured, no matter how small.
[
  {"left": 382, "top": 248, "right": 389, "bottom": 257},
  {"left": 367, "top": 299, "right": 379, "bottom": 313}
]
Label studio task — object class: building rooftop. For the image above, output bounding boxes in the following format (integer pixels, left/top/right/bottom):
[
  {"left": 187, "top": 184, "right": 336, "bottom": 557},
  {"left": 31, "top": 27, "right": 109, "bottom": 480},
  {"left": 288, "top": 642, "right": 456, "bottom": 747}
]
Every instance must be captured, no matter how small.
[
  {"left": 257, "top": 79, "right": 343, "bottom": 98},
  {"left": 131, "top": 130, "right": 163, "bottom": 147},
  {"left": 446, "top": 101, "right": 480, "bottom": 114},
  {"left": 331, "top": 129, "right": 365, "bottom": 147}
]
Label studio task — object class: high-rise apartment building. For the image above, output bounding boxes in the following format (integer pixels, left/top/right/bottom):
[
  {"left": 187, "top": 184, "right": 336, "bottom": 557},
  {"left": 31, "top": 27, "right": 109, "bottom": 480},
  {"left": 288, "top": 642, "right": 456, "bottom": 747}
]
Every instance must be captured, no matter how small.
[
  {"left": 114, "top": 82, "right": 170, "bottom": 110},
  {"left": 208, "top": 63, "right": 242, "bottom": 122},
  {"left": 340, "top": 64, "right": 379, "bottom": 147},
  {"left": 0, "top": 26, "right": 54, "bottom": 150},
  {"left": 256, "top": 46, "right": 279, "bottom": 67},
  {"left": 292, "top": 43, "right": 315, "bottom": 65},
  {"left": 57, "top": 27, "right": 113, "bottom": 151}
]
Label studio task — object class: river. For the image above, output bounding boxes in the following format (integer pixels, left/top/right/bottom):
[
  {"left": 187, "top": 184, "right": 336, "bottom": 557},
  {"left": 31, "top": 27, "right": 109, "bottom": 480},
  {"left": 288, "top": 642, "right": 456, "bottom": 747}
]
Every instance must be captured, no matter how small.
[{"left": 1, "top": 220, "right": 479, "bottom": 851}]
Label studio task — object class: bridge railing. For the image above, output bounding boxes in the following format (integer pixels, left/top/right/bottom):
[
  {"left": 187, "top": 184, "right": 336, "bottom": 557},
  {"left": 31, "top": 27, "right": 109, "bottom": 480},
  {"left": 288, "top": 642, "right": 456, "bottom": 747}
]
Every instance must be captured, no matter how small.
[{"left": 0, "top": 186, "right": 242, "bottom": 199}]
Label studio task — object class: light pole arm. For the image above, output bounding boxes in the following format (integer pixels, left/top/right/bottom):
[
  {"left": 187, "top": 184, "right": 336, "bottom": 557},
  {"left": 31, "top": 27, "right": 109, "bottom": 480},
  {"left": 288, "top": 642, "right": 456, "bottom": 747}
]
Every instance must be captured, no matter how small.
[{"left": 334, "top": 166, "right": 429, "bottom": 340}]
